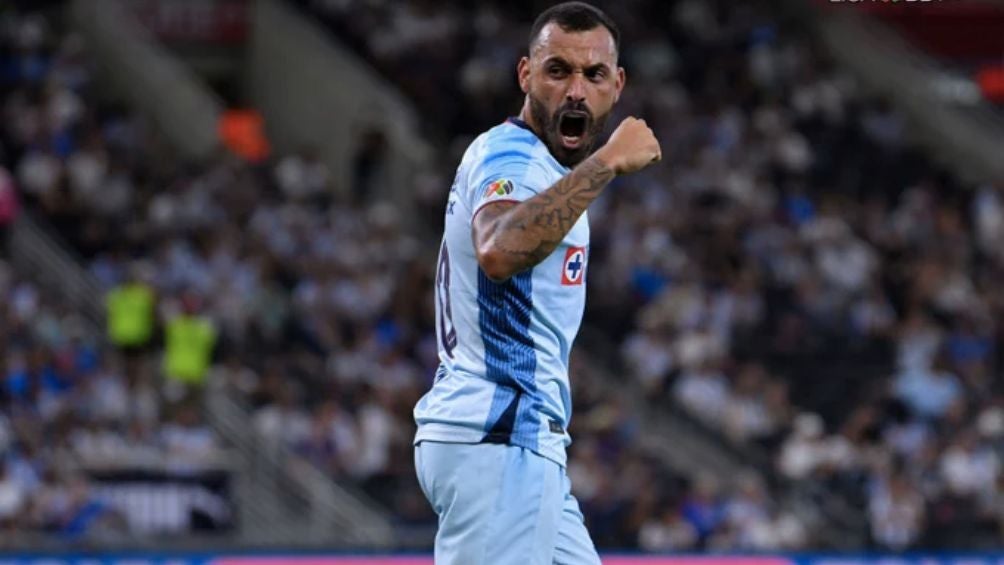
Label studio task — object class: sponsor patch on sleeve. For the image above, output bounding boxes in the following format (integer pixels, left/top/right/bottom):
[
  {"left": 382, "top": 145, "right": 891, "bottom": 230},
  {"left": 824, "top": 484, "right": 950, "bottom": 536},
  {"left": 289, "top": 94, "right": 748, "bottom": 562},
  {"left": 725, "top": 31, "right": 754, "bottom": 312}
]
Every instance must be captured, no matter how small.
[{"left": 483, "top": 179, "right": 514, "bottom": 200}]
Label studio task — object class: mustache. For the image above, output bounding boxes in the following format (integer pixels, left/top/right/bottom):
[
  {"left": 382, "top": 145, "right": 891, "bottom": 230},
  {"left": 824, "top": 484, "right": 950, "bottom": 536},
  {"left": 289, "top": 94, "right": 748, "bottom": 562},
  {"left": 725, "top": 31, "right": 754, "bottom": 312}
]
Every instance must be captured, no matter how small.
[{"left": 554, "top": 101, "right": 593, "bottom": 121}]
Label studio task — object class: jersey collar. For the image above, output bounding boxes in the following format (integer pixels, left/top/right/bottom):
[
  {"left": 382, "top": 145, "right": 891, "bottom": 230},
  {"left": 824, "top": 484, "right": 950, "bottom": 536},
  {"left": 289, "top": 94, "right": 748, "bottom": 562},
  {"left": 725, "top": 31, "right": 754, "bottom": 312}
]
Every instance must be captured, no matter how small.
[
  {"left": 505, "top": 117, "right": 569, "bottom": 173},
  {"left": 507, "top": 117, "right": 534, "bottom": 133}
]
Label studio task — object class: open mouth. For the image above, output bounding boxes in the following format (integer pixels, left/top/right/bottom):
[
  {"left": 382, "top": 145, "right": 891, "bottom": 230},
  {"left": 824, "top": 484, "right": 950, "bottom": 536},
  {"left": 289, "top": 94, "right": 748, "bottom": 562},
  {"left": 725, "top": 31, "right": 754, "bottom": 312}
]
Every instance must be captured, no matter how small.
[{"left": 558, "top": 111, "right": 589, "bottom": 149}]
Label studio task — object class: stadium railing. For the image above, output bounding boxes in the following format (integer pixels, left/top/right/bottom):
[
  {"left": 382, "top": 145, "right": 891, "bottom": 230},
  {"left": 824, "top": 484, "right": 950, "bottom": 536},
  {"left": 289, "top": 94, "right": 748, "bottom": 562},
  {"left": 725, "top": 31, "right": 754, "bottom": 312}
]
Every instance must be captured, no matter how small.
[
  {"left": 68, "top": 0, "right": 223, "bottom": 163},
  {"left": 7, "top": 212, "right": 104, "bottom": 330},
  {"left": 246, "top": 0, "right": 432, "bottom": 207},
  {"left": 204, "top": 379, "right": 396, "bottom": 548},
  {"left": 785, "top": 0, "right": 1004, "bottom": 185}
]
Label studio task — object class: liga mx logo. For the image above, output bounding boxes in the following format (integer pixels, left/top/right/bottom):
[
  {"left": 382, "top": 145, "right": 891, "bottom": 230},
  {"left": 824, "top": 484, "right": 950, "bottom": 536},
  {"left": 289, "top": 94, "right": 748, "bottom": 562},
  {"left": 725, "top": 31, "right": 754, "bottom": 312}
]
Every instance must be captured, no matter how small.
[
  {"left": 561, "top": 246, "right": 586, "bottom": 286},
  {"left": 484, "top": 179, "right": 514, "bottom": 200}
]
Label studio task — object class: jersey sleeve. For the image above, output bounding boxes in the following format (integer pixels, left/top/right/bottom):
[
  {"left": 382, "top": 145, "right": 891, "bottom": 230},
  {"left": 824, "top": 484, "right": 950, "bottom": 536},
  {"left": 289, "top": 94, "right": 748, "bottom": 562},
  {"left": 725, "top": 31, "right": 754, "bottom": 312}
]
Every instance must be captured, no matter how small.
[{"left": 466, "top": 144, "right": 549, "bottom": 221}]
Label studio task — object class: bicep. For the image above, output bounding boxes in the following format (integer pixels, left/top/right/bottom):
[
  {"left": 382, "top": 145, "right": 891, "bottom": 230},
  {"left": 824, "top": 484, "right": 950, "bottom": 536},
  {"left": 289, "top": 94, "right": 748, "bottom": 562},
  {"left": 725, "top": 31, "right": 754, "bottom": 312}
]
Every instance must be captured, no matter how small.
[
  {"left": 471, "top": 200, "right": 519, "bottom": 251},
  {"left": 468, "top": 171, "right": 544, "bottom": 248}
]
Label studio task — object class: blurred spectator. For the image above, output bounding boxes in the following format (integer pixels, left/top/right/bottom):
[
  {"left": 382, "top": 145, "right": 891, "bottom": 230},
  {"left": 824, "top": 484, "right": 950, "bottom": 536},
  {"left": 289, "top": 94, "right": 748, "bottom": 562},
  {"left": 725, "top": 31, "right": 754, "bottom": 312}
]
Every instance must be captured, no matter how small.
[
  {"left": 893, "top": 351, "right": 962, "bottom": 420},
  {"left": 105, "top": 262, "right": 157, "bottom": 355},
  {"left": 622, "top": 323, "right": 675, "bottom": 397},
  {"left": 160, "top": 401, "right": 219, "bottom": 469},
  {"left": 720, "top": 474, "right": 771, "bottom": 549},
  {"left": 940, "top": 431, "right": 1000, "bottom": 498},
  {"left": 681, "top": 476, "right": 725, "bottom": 545},
  {"left": 673, "top": 355, "right": 729, "bottom": 427},
  {"left": 295, "top": 400, "right": 358, "bottom": 476},
  {"left": 352, "top": 383, "right": 400, "bottom": 481},
  {"left": 868, "top": 473, "right": 925, "bottom": 550},
  {"left": 723, "top": 364, "right": 778, "bottom": 444},
  {"left": 779, "top": 413, "right": 825, "bottom": 480},
  {"left": 162, "top": 293, "right": 217, "bottom": 390},
  {"left": 638, "top": 505, "right": 698, "bottom": 551},
  {"left": 254, "top": 382, "right": 311, "bottom": 452},
  {"left": 48, "top": 474, "right": 126, "bottom": 541},
  {"left": 274, "top": 148, "right": 330, "bottom": 202},
  {"left": 0, "top": 463, "right": 26, "bottom": 531}
]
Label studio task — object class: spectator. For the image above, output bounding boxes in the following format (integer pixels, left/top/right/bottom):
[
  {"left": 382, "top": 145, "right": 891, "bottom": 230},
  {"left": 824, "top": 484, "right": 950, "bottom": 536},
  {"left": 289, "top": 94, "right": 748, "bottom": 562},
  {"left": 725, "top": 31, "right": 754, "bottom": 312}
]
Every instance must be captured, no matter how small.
[
  {"left": 868, "top": 473, "right": 925, "bottom": 551},
  {"left": 723, "top": 364, "right": 775, "bottom": 443},
  {"left": 161, "top": 401, "right": 219, "bottom": 469},
  {"left": 638, "top": 504, "right": 698, "bottom": 551},
  {"left": 162, "top": 292, "right": 217, "bottom": 390},
  {"left": 779, "top": 413, "right": 826, "bottom": 480},
  {"left": 253, "top": 383, "right": 311, "bottom": 452},
  {"left": 0, "top": 463, "right": 26, "bottom": 531},
  {"left": 105, "top": 262, "right": 157, "bottom": 358},
  {"left": 352, "top": 384, "right": 399, "bottom": 481},
  {"left": 681, "top": 475, "right": 725, "bottom": 545},
  {"left": 940, "top": 431, "right": 1000, "bottom": 498},
  {"left": 893, "top": 351, "right": 962, "bottom": 420},
  {"left": 673, "top": 355, "right": 729, "bottom": 427},
  {"left": 721, "top": 474, "right": 771, "bottom": 549}
]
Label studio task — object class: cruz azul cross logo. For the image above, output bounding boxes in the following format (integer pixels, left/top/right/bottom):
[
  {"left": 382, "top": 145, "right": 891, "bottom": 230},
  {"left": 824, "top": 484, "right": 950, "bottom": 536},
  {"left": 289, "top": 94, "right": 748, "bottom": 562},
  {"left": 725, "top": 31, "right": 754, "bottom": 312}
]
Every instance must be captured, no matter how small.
[{"left": 561, "top": 246, "right": 587, "bottom": 286}]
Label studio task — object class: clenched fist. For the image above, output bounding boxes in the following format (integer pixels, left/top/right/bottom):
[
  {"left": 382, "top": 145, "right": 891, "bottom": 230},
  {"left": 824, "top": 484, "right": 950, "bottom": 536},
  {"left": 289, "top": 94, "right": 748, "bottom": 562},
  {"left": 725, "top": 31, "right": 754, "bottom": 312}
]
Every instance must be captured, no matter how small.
[{"left": 594, "top": 117, "right": 662, "bottom": 175}]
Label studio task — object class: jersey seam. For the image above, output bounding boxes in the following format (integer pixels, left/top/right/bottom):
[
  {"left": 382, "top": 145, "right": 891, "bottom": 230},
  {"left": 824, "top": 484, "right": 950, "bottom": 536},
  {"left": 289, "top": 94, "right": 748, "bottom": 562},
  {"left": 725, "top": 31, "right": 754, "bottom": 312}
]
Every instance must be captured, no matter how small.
[{"left": 470, "top": 198, "right": 523, "bottom": 225}]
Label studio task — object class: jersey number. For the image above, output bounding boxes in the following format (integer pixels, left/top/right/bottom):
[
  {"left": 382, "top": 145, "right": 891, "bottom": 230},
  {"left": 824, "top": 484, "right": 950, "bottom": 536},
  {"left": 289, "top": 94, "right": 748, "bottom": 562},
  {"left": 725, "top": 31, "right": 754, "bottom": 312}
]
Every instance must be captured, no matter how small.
[{"left": 436, "top": 241, "right": 458, "bottom": 358}]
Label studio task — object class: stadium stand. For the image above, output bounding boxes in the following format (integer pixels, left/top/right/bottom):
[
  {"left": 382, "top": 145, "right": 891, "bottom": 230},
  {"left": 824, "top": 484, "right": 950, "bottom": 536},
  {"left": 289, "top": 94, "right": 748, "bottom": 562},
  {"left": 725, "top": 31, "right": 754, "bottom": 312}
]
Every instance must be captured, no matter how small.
[
  {"left": 0, "top": 0, "right": 1000, "bottom": 553},
  {"left": 293, "top": 0, "right": 1002, "bottom": 550},
  {"left": 0, "top": 9, "right": 237, "bottom": 543}
]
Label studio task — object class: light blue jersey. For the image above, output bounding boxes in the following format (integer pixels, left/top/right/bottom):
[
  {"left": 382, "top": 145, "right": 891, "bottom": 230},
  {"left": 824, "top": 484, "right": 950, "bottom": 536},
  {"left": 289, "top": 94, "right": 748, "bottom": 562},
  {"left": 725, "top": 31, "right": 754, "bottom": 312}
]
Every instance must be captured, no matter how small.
[{"left": 414, "top": 118, "right": 590, "bottom": 467}]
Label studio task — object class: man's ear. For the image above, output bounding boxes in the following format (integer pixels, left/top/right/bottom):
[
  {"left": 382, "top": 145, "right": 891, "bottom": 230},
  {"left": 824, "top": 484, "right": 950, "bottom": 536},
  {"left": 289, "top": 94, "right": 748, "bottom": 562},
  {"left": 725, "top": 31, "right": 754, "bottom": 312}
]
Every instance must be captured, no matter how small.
[
  {"left": 614, "top": 66, "right": 626, "bottom": 104},
  {"left": 518, "top": 56, "right": 531, "bottom": 94}
]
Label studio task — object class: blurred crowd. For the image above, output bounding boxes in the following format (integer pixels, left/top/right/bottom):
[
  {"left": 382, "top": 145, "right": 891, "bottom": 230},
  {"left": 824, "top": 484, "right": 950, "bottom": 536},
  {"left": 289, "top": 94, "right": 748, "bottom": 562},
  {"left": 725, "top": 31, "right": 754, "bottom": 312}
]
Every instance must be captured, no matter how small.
[
  {"left": 1, "top": 2, "right": 451, "bottom": 541},
  {"left": 0, "top": 257, "right": 114, "bottom": 539},
  {"left": 303, "top": 0, "right": 1003, "bottom": 550},
  {"left": 0, "top": 251, "right": 229, "bottom": 540},
  {"left": 0, "top": 0, "right": 1000, "bottom": 552},
  {"left": 0, "top": 8, "right": 261, "bottom": 540}
]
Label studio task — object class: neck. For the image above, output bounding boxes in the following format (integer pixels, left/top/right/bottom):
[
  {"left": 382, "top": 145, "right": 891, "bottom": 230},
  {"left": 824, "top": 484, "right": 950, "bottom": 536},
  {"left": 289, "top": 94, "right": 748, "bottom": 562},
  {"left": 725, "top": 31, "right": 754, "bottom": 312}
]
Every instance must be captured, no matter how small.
[{"left": 518, "top": 98, "right": 544, "bottom": 140}]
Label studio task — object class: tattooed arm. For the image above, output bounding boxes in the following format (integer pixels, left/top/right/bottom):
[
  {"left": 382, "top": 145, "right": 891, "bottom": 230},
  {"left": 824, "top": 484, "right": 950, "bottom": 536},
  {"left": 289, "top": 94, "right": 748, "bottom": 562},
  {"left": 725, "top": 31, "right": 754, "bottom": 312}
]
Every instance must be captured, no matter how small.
[
  {"left": 474, "top": 156, "right": 614, "bottom": 281},
  {"left": 473, "top": 117, "right": 661, "bottom": 281}
]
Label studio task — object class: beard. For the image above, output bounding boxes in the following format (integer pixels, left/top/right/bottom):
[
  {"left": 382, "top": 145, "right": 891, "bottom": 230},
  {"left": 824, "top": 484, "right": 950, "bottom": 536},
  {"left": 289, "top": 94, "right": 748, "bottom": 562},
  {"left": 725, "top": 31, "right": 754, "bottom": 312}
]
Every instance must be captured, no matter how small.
[{"left": 528, "top": 93, "right": 610, "bottom": 168}]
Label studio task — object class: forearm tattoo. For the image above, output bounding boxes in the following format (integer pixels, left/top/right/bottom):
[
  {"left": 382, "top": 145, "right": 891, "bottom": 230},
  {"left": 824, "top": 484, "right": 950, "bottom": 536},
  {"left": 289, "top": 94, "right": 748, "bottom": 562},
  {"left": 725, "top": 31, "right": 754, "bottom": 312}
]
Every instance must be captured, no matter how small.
[{"left": 479, "top": 155, "right": 615, "bottom": 274}]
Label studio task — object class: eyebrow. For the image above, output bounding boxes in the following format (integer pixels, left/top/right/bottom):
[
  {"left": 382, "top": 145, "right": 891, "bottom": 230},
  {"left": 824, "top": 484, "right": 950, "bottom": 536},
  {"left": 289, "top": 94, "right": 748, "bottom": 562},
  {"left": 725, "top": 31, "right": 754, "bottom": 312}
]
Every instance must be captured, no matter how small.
[{"left": 542, "top": 56, "right": 612, "bottom": 72}]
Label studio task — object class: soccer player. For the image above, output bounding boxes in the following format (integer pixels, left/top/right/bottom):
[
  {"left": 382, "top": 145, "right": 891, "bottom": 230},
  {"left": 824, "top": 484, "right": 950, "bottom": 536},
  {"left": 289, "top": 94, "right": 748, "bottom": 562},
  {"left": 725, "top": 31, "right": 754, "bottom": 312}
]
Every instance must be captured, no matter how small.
[{"left": 413, "top": 2, "right": 661, "bottom": 563}]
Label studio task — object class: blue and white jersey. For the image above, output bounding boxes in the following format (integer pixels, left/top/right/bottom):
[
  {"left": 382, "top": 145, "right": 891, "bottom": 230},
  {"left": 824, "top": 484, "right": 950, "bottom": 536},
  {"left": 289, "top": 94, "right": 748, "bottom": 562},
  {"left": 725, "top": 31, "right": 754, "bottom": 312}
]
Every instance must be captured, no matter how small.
[{"left": 414, "top": 118, "right": 590, "bottom": 467}]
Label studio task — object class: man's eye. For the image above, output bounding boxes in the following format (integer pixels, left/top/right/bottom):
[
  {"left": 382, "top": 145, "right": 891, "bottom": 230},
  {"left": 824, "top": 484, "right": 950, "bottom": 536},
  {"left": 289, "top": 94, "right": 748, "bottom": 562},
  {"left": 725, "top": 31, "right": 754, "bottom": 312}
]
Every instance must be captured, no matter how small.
[
  {"left": 548, "top": 66, "right": 568, "bottom": 77},
  {"left": 586, "top": 68, "right": 606, "bottom": 81}
]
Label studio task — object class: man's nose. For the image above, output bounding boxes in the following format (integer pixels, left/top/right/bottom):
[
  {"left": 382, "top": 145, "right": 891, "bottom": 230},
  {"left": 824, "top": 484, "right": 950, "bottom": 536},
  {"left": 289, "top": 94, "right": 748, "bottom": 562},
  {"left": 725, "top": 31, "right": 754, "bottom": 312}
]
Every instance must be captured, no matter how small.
[{"left": 566, "top": 72, "right": 587, "bottom": 103}]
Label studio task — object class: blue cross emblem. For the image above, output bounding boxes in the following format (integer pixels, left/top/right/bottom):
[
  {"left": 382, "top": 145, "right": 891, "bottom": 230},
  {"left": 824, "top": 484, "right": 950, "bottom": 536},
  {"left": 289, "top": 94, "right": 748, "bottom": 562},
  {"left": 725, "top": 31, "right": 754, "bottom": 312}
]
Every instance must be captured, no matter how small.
[{"left": 566, "top": 253, "right": 583, "bottom": 280}]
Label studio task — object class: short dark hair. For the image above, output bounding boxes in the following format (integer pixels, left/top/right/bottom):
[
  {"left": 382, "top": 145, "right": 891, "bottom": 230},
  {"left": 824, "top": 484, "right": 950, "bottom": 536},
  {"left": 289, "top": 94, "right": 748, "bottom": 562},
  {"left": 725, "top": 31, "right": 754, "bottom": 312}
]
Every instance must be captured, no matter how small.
[{"left": 528, "top": 2, "right": 620, "bottom": 55}]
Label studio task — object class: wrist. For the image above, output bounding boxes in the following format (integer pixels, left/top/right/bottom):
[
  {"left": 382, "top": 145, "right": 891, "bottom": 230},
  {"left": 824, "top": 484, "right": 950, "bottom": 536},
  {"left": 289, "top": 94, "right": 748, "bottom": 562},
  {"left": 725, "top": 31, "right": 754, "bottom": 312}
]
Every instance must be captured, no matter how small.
[{"left": 590, "top": 147, "right": 620, "bottom": 176}]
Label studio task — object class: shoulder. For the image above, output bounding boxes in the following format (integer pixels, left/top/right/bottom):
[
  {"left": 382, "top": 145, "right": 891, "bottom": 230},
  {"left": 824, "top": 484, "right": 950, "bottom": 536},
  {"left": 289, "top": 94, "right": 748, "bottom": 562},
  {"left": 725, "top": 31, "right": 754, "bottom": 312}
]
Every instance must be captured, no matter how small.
[
  {"left": 470, "top": 121, "right": 546, "bottom": 172},
  {"left": 455, "top": 122, "right": 551, "bottom": 207}
]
